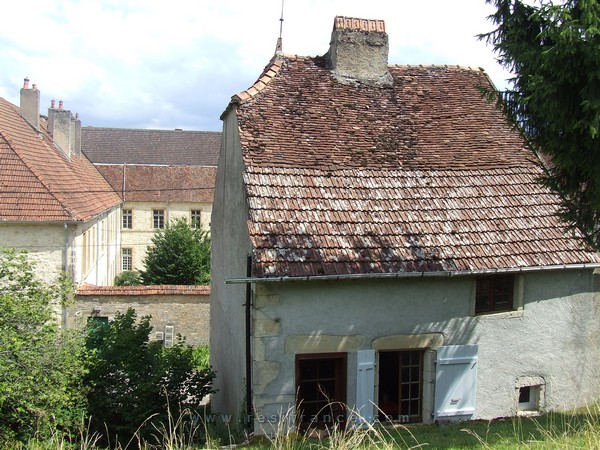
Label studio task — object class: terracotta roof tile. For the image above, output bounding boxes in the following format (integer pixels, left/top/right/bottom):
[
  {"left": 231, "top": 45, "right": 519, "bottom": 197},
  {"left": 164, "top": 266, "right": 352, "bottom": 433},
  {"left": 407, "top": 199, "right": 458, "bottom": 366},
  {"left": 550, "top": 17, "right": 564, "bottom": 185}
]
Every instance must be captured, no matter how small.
[
  {"left": 95, "top": 164, "right": 216, "bottom": 203},
  {"left": 77, "top": 284, "right": 210, "bottom": 296},
  {"left": 82, "top": 128, "right": 221, "bottom": 166},
  {"left": 231, "top": 56, "right": 600, "bottom": 277},
  {"left": 0, "top": 97, "right": 121, "bottom": 222}
]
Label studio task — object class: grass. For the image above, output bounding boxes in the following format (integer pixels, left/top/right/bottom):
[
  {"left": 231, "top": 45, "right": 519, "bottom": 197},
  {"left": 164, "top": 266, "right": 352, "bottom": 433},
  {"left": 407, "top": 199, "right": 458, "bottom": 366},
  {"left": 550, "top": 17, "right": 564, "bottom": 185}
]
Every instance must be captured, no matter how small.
[
  {"left": 4, "top": 405, "right": 600, "bottom": 449},
  {"left": 244, "top": 405, "right": 600, "bottom": 449}
]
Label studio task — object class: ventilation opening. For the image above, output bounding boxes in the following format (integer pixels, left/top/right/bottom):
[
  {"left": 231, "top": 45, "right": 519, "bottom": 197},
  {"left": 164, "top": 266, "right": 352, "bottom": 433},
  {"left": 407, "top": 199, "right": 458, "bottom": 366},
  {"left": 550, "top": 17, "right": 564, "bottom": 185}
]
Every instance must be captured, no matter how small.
[{"left": 516, "top": 376, "right": 545, "bottom": 415}]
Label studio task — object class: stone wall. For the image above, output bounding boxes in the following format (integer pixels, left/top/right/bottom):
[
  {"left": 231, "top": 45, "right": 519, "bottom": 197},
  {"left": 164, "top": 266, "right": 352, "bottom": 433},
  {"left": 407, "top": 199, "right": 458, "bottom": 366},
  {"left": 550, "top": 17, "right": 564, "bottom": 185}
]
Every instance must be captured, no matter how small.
[{"left": 69, "top": 284, "right": 210, "bottom": 346}]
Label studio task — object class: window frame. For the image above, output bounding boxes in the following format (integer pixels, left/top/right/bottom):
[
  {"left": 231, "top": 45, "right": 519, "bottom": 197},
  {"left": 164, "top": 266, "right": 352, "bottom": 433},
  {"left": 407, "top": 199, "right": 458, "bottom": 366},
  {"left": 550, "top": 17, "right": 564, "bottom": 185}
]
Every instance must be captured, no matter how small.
[
  {"left": 474, "top": 274, "right": 515, "bottom": 314},
  {"left": 191, "top": 210, "right": 202, "bottom": 229},
  {"left": 122, "top": 209, "right": 132, "bottom": 229},
  {"left": 121, "top": 248, "right": 132, "bottom": 271},
  {"left": 153, "top": 209, "right": 165, "bottom": 229},
  {"left": 295, "top": 352, "right": 347, "bottom": 430}
]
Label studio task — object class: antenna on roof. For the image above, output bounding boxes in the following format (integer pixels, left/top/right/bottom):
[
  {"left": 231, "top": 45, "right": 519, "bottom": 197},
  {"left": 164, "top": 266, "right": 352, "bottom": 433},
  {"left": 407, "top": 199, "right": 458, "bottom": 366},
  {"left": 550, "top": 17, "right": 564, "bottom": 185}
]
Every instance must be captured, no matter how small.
[{"left": 275, "top": 0, "right": 284, "bottom": 53}]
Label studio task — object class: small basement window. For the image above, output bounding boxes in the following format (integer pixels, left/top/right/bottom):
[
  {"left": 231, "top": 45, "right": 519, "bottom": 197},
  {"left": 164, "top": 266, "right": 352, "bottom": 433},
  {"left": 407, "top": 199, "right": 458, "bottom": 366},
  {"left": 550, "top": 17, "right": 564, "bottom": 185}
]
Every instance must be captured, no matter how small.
[{"left": 516, "top": 376, "right": 545, "bottom": 415}]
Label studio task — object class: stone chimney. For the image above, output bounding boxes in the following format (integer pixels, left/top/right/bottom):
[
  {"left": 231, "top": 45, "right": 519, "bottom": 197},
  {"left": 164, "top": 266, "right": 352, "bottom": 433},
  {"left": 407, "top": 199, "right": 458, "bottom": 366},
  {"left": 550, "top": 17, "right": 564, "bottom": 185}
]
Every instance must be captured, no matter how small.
[
  {"left": 19, "top": 77, "right": 40, "bottom": 130},
  {"left": 325, "top": 16, "right": 392, "bottom": 87},
  {"left": 48, "top": 100, "right": 81, "bottom": 158}
]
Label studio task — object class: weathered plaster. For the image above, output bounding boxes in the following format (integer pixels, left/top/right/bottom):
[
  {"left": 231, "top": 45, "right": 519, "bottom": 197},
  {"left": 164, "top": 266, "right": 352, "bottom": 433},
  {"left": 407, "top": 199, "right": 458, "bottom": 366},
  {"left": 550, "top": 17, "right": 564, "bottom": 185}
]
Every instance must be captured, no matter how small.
[{"left": 247, "top": 269, "right": 600, "bottom": 432}]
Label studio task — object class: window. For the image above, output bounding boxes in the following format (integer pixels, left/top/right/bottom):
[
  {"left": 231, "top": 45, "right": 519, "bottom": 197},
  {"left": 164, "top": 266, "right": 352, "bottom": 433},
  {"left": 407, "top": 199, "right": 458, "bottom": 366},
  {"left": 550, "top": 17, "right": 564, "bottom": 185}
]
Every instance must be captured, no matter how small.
[
  {"left": 122, "top": 248, "right": 132, "bottom": 271},
  {"left": 516, "top": 377, "right": 545, "bottom": 414},
  {"left": 191, "top": 210, "right": 202, "bottom": 228},
  {"left": 164, "top": 325, "right": 174, "bottom": 348},
  {"left": 378, "top": 350, "right": 423, "bottom": 423},
  {"left": 296, "top": 353, "right": 347, "bottom": 430},
  {"left": 153, "top": 209, "right": 165, "bottom": 229},
  {"left": 122, "top": 209, "right": 132, "bottom": 229},
  {"left": 475, "top": 275, "right": 514, "bottom": 314}
]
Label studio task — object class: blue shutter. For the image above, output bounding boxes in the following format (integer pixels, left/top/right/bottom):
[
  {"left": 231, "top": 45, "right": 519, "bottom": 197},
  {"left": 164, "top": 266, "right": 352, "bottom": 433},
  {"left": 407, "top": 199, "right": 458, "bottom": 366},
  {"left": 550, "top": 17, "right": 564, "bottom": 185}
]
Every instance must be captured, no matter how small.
[
  {"left": 434, "top": 345, "right": 478, "bottom": 420},
  {"left": 354, "top": 349, "right": 375, "bottom": 425}
]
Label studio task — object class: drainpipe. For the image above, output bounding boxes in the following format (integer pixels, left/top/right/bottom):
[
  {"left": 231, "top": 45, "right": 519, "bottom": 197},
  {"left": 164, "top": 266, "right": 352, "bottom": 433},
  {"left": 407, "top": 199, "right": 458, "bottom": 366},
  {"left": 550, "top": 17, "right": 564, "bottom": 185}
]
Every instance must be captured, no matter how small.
[
  {"left": 62, "top": 222, "right": 69, "bottom": 329},
  {"left": 245, "top": 254, "right": 253, "bottom": 428}
]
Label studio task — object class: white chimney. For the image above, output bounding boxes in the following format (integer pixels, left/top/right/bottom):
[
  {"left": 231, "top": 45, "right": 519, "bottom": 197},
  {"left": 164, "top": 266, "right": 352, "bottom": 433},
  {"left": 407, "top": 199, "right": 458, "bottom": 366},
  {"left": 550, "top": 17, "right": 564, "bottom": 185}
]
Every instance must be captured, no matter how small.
[
  {"left": 19, "top": 77, "right": 40, "bottom": 130},
  {"left": 48, "top": 100, "right": 81, "bottom": 158}
]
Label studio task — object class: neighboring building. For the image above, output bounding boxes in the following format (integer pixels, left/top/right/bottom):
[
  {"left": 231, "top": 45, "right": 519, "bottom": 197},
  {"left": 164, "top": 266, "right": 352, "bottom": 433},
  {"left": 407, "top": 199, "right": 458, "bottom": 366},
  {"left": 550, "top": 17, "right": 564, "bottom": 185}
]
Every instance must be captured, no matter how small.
[
  {"left": 0, "top": 79, "right": 122, "bottom": 288},
  {"left": 69, "top": 284, "right": 210, "bottom": 346},
  {"left": 211, "top": 16, "right": 600, "bottom": 432},
  {"left": 82, "top": 128, "right": 220, "bottom": 272}
]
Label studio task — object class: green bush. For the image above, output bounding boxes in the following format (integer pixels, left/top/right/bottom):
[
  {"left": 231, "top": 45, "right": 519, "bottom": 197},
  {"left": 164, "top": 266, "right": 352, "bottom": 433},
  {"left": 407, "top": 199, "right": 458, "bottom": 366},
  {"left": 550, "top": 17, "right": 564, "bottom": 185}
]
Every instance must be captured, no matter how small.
[
  {"left": 114, "top": 270, "right": 142, "bottom": 286},
  {"left": 84, "top": 308, "right": 216, "bottom": 446},
  {"left": 140, "top": 218, "right": 210, "bottom": 285},
  {"left": 0, "top": 247, "right": 87, "bottom": 443}
]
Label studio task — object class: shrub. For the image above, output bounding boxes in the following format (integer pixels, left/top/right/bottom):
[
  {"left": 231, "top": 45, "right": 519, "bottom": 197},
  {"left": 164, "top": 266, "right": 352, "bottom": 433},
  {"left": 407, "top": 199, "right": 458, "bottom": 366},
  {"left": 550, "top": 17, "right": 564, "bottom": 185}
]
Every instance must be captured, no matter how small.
[
  {"left": 140, "top": 218, "right": 210, "bottom": 285},
  {"left": 0, "top": 247, "right": 87, "bottom": 443},
  {"left": 84, "top": 308, "right": 216, "bottom": 446},
  {"left": 114, "top": 270, "right": 142, "bottom": 286}
]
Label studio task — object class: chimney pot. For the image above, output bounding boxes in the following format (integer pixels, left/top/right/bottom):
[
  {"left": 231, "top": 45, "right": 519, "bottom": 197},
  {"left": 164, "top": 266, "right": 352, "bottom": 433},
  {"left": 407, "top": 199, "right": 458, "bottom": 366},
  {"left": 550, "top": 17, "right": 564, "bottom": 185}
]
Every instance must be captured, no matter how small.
[
  {"left": 59, "top": 100, "right": 64, "bottom": 109},
  {"left": 32, "top": 83, "right": 37, "bottom": 90},
  {"left": 23, "top": 77, "right": 30, "bottom": 89},
  {"left": 51, "top": 99, "right": 56, "bottom": 109}
]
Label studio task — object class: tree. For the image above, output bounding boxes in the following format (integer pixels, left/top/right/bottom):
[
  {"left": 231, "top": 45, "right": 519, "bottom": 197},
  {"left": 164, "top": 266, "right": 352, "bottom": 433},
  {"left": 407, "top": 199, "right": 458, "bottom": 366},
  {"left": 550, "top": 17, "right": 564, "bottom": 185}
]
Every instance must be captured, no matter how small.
[
  {"left": 481, "top": 0, "right": 600, "bottom": 248},
  {"left": 84, "top": 308, "right": 215, "bottom": 445},
  {"left": 0, "top": 247, "right": 87, "bottom": 442},
  {"left": 140, "top": 218, "right": 211, "bottom": 285}
]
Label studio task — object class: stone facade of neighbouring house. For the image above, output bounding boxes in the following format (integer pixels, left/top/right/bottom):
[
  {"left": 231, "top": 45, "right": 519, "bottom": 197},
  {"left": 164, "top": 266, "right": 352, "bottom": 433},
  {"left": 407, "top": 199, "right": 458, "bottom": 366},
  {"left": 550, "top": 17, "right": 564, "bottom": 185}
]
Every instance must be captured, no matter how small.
[
  {"left": 82, "top": 128, "right": 219, "bottom": 273},
  {"left": 70, "top": 284, "right": 210, "bottom": 346}
]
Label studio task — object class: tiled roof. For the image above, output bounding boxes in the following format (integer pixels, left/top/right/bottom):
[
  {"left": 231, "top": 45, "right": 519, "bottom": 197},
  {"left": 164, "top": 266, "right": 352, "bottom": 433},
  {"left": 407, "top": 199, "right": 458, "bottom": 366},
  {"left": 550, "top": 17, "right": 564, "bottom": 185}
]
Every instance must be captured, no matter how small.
[
  {"left": 95, "top": 164, "right": 216, "bottom": 203},
  {"left": 82, "top": 128, "right": 221, "bottom": 166},
  {"left": 0, "top": 97, "right": 121, "bottom": 222},
  {"left": 77, "top": 284, "right": 210, "bottom": 296},
  {"left": 233, "top": 56, "right": 600, "bottom": 277}
]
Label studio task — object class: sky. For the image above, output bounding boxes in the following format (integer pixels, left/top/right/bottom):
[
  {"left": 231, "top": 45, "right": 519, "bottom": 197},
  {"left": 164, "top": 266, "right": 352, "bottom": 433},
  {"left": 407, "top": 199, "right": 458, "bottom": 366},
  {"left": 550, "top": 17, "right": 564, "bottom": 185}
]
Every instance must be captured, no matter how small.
[{"left": 0, "top": 0, "right": 511, "bottom": 132}]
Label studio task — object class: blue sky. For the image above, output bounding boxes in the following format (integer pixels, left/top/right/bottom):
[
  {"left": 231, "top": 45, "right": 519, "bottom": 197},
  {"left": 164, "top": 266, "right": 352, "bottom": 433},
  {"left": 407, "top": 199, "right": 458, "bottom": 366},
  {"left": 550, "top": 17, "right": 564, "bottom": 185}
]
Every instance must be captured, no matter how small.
[{"left": 0, "top": 0, "right": 510, "bottom": 131}]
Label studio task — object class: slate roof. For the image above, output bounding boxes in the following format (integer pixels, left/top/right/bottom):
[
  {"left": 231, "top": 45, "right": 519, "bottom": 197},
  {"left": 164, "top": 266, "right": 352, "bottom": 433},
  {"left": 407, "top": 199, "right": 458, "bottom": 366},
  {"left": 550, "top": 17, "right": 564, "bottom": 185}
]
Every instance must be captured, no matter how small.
[
  {"left": 95, "top": 164, "right": 216, "bottom": 203},
  {"left": 81, "top": 127, "right": 221, "bottom": 166},
  {"left": 0, "top": 97, "right": 121, "bottom": 222},
  {"left": 230, "top": 56, "right": 600, "bottom": 278}
]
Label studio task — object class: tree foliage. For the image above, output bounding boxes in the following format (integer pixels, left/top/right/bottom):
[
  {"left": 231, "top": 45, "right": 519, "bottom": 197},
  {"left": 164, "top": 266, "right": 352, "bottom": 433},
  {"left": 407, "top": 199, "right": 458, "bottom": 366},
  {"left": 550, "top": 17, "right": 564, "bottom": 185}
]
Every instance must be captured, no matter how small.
[
  {"left": 140, "top": 218, "right": 211, "bottom": 285},
  {"left": 84, "top": 308, "right": 216, "bottom": 445},
  {"left": 0, "top": 247, "right": 87, "bottom": 442},
  {"left": 481, "top": 0, "right": 600, "bottom": 248}
]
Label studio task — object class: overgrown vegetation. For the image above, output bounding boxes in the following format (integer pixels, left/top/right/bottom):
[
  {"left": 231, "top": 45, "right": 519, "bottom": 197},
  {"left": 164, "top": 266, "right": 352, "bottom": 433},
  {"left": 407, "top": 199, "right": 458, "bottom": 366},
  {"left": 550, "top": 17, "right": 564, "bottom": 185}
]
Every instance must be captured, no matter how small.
[
  {"left": 140, "top": 217, "right": 211, "bottom": 285},
  {"left": 84, "top": 308, "right": 216, "bottom": 446},
  {"left": 0, "top": 247, "right": 87, "bottom": 444},
  {"left": 0, "top": 248, "right": 216, "bottom": 448}
]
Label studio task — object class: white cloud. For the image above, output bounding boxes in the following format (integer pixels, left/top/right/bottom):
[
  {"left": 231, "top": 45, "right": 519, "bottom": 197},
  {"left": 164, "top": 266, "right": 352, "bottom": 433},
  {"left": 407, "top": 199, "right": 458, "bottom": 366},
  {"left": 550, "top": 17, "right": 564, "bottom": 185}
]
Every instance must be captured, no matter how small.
[{"left": 0, "top": 0, "right": 512, "bottom": 131}]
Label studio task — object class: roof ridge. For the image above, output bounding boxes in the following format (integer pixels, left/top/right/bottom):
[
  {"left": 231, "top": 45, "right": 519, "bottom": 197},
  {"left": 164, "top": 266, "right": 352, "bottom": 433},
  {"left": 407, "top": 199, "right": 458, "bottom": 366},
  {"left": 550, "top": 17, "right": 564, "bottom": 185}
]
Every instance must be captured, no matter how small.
[
  {"left": 84, "top": 127, "right": 221, "bottom": 134},
  {"left": 389, "top": 63, "right": 485, "bottom": 72}
]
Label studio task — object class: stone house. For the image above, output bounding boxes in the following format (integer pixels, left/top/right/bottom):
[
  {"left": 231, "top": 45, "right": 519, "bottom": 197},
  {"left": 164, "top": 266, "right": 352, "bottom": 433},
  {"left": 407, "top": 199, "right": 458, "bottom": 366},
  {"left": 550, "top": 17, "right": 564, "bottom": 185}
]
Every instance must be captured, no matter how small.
[
  {"left": 69, "top": 284, "right": 210, "bottom": 346},
  {"left": 211, "top": 16, "right": 600, "bottom": 432},
  {"left": 82, "top": 127, "right": 219, "bottom": 271},
  {"left": 0, "top": 79, "right": 122, "bottom": 289}
]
